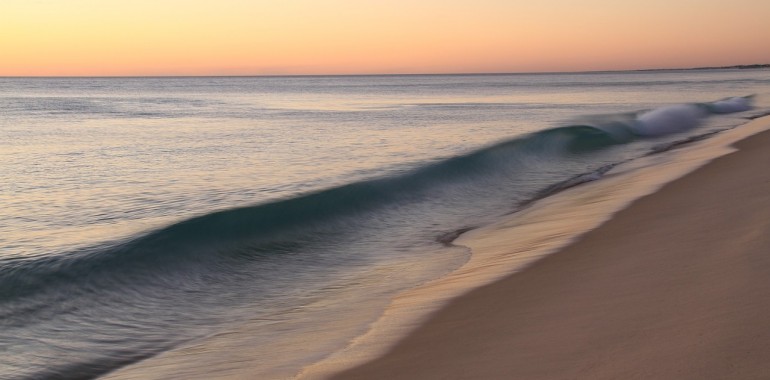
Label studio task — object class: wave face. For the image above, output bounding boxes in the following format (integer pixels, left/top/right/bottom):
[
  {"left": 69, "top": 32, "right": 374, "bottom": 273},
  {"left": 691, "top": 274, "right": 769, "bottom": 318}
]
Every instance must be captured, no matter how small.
[
  {"left": 631, "top": 104, "right": 706, "bottom": 136},
  {"left": 0, "top": 91, "right": 759, "bottom": 378},
  {"left": 706, "top": 96, "right": 753, "bottom": 113}
]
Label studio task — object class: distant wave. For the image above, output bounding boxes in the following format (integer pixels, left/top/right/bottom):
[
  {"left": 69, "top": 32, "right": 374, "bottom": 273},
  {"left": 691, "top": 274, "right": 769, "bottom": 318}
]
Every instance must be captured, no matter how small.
[{"left": 705, "top": 95, "right": 753, "bottom": 113}]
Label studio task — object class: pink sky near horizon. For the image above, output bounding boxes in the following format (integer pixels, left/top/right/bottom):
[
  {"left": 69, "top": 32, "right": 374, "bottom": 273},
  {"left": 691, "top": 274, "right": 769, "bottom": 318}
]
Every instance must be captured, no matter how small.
[{"left": 2, "top": 0, "right": 769, "bottom": 76}]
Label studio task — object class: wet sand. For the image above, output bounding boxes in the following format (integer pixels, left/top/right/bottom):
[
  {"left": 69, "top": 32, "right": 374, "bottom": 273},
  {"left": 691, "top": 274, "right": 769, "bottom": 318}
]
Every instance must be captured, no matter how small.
[{"left": 331, "top": 122, "right": 770, "bottom": 379}]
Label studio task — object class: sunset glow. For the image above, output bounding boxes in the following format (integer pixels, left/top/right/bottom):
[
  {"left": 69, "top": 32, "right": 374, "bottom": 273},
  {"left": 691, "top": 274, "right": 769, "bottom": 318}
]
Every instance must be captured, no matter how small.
[{"left": 2, "top": 0, "right": 770, "bottom": 76}]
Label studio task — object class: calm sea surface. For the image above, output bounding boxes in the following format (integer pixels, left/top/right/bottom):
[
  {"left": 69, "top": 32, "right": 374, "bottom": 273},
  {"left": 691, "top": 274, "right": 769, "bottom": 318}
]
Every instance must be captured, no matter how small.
[{"left": 1, "top": 70, "right": 768, "bottom": 378}]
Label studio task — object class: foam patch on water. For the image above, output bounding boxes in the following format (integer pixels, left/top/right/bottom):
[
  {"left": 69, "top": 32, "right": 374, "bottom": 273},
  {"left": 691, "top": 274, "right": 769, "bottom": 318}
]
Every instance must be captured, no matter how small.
[
  {"left": 707, "top": 96, "right": 753, "bottom": 113},
  {"left": 631, "top": 104, "right": 706, "bottom": 137}
]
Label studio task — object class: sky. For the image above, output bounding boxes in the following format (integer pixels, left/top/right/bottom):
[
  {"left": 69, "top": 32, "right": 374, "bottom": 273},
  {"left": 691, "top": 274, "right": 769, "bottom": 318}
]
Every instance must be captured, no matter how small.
[{"left": 2, "top": 0, "right": 769, "bottom": 76}]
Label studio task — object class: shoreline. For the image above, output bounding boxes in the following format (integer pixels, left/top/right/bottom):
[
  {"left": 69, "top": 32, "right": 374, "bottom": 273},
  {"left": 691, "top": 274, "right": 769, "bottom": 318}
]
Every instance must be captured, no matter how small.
[{"left": 299, "top": 115, "right": 770, "bottom": 379}]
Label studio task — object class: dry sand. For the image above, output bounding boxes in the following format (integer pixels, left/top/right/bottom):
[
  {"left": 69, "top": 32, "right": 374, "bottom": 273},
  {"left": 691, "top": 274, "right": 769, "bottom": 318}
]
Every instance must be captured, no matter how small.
[{"left": 331, "top": 124, "right": 770, "bottom": 380}]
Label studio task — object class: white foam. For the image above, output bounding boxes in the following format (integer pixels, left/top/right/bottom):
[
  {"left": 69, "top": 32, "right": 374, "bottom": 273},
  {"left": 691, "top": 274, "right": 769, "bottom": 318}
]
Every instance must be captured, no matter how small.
[
  {"left": 631, "top": 104, "right": 706, "bottom": 137},
  {"left": 709, "top": 96, "right": 752, "bottom": 113}
]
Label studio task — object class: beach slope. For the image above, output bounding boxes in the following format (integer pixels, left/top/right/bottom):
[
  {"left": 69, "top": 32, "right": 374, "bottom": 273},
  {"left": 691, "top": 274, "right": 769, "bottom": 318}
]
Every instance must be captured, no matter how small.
[{"left": 332, "top": 125, "right": 770, "bottom": 379}]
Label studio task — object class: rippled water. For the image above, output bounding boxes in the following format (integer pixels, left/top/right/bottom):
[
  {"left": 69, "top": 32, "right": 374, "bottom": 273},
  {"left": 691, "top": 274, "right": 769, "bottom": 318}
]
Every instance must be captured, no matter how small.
[{"left": 1, "top": 70, "right": 768, "bottom": 379}]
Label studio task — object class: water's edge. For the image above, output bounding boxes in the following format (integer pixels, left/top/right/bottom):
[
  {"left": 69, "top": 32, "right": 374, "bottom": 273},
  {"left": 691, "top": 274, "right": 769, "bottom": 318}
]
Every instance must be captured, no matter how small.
[{"left": 297, "top": 115, "right": 770, "bottom": 380}]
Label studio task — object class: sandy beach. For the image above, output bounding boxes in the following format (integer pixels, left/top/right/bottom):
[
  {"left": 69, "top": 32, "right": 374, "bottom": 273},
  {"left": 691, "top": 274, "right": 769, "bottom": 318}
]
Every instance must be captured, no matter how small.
[{"left": 330, "top": 119, "right": 770, "bottom": 379}]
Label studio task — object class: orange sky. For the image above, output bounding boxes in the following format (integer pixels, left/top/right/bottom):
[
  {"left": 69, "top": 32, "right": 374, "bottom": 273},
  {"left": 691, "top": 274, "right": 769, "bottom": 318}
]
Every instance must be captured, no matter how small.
[{"left": 2, "top": 0, "right": 769, "bottom": 76}]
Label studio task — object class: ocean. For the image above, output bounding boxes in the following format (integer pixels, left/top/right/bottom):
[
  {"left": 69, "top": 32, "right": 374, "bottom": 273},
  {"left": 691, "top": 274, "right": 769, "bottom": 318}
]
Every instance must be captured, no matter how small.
[{"left": 1, "top": 70, "right": 769, "bottom": 379}]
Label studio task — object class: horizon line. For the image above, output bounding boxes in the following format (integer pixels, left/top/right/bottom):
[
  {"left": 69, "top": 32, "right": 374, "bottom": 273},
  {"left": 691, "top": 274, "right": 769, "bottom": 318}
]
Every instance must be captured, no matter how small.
[{"left": 1, "top": 64, "right": 768, "bottom": 79}]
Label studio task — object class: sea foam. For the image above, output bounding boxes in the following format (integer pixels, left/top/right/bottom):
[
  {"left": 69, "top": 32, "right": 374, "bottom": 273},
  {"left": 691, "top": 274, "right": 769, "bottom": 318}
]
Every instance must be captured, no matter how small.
[{"left": 631, "top": 104, "right": 706, "bottom": 137}]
